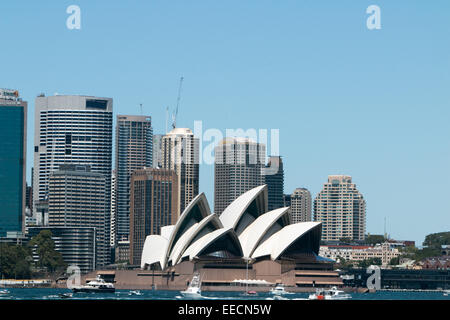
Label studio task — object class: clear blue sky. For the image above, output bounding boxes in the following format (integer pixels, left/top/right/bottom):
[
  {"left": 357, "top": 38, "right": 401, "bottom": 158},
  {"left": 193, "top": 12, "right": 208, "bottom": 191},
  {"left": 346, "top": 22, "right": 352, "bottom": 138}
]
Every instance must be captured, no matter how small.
[{"left": 1, "top": 0, "right": 449, "bottom": 246}]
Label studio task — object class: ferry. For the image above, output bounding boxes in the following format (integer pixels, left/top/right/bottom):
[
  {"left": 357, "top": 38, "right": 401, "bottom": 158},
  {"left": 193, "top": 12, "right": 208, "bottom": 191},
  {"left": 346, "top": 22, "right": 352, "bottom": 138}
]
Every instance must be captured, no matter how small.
[
  {"left": 72, "top": 275, "right": 115, "bottom": 293},
  {"left": 180, "top": 273, "right": 202, "bottom": 299},
  {"left": 308, "top": 287, "right": 352, "bottom": 300}
]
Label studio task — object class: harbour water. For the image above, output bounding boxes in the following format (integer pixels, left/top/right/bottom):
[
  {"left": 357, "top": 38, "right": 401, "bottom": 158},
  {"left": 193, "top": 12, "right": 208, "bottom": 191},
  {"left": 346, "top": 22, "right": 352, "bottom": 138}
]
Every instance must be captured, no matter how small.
[{"left": 0, "top": 288, "right": 449, "bottom": 300}]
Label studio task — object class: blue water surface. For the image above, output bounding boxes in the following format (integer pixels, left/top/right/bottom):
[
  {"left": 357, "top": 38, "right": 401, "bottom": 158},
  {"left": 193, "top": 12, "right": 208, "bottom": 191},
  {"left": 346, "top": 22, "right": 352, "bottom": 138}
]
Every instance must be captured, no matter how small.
[{"left": 0, "top": 288, "right": 449, "bottom": 301}]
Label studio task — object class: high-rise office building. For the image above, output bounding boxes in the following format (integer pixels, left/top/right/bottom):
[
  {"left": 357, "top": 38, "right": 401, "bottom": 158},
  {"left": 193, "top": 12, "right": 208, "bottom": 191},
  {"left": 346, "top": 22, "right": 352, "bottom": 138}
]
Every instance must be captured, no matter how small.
[
  {"left": 0, "top": 89, "right": 27, "bottom": 237},
  {"left": 33, "top": 94, "right": 113, "bottom": 264},
  {"left": 290, "top": 188, "right": 312, "bottom": 223},
  {"left": 115, "top": 115, "right": 153, "bottom": 243},
  {"left": 264, "top": 156, "right": 284, "bottom": 211},
  {"left": 214, "top": 137, "right": 266, "bottom": 215},
  {"left": 152, "top": 134, "right": 163, "bottom": 169},
  {"left": 314, "top": 175, "right": 366, "bottom": 242},
  {"left": 48, "top": 165, "right": 108, "bottom": 267},
  {"left": 161, "top": 128, "right": 199, "bottom": 216},
  {"left": 129, "top": 168, "right": 178, "bottom": 265}
]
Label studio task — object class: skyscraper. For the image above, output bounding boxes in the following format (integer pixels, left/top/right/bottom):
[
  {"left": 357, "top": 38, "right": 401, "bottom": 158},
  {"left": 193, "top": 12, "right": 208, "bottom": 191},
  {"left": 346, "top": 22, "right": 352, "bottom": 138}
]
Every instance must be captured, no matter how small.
[
  {"left": 290, "top": 188, "right": 312, "bottom": 223},
  {"left": 129, "top": 168, "right": 178, "bottom": 265},
  {"left": 264, "top": 156, "right": 284, "bottom": 211},
  {"left": 214, "top": 137, "right": 266, "bottom": 215},
  {"left": 314, "top": 175, "right": 366, "bottom": 242},
  {"left": 161, "top": 128, "right": 199, "bottom": 216},
  {"left": 48, "top": 165, "right": 107, "bottom": 267},
  {"left": 33, "top": 94, "right": 113, "bottom": 264},
  {"left": 115, "top": 115, "right": 153, "bottom": 243},
  {"left": 0, "top": 89, "right": 27, "bottom": 237}
]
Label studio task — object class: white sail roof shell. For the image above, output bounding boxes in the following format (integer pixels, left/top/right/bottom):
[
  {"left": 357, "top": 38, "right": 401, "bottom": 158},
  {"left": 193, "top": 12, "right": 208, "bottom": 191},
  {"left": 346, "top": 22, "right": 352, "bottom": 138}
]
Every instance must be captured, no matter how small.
[
  {"left": 140, "top": 235, "right": 169, "bottom": 269},
  {"left": 181, "top": 227, "right": 239, "bottom": 261},
  {"left": 251, "top": 222, "right": 322, "bottom": 260},
  {"left": 168, "top": 214, "right": 223, "bottom": 266},
  {"left": 219, "top": 185, "right": 267, "bottom": 230},
  {"left": 239, "top": 207, "right": 290, "bottom": 258},
  {"left": 165, "top": 193, "right": 211, "bottom": 262}
]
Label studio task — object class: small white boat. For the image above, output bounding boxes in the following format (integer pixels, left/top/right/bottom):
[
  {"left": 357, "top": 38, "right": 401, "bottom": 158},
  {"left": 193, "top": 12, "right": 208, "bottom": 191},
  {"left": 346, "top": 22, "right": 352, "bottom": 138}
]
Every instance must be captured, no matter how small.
[
  {"left": 308, "top": 287, "right": 351, "bottom": 300},
  {"left": 180, "top": 273, "right": 202, "bottom": 299},
  {"left": 443, "top": 289, "right": 450, "bottom": 296},
  {"left": 0, "top": 289, "right": 10, "bottom": 296},
  {"left": 59, "top": 293, "right": 73, "bottom": 299},
  {"left": 129, "top": 290, "right": 143, "bottom": 296},
  {"left": 270, "top": 284, "right": 293, "bottom": 295},
  {"left": 267, "top": 295, "right": 289, "bottom": 300}
]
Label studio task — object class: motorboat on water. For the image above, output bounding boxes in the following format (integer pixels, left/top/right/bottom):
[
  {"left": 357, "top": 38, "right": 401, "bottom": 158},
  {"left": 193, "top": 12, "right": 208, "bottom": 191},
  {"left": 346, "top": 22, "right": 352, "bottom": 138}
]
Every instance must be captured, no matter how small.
[
  {"left": 443, "top": 289, "right": 450, "bottom": 296},
  {"left": 0, "top": 289, "right": 10, "bottom": 296},
  {"left": 270, "top": 284, "right": 293, "bottom": 295},
  {"left": 180, "top": 273, "right": 202, "bottom": 299},
  {"left": 129, "top": 290, "right": 143, "bottom": 296},
  {"left": 72, "top": 275, "right": 115, "bottom": 293},
  {"left": 308, "top": 287, "right": 352, "bottom": 300},
  {"left": 59, "top": 293, "right": 73, "bottom": 299}
]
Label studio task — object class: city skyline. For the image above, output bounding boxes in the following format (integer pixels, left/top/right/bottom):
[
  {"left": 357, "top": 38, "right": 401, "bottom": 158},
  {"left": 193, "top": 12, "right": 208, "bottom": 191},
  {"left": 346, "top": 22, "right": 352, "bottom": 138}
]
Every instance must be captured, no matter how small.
[{"left": 1, "top": 1, "right": 449, "bottom": 245}]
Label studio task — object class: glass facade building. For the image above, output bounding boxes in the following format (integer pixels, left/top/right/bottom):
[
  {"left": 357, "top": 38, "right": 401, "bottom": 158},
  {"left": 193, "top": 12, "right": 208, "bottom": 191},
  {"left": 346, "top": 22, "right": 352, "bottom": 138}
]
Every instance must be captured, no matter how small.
[
  {"left": 0, "top": 91, "right": 27, "bottom": 237},
  {"left": 33, "top": 95, "right": 113, "bottom": 265},
  {"left": 115, "top": 115, "right": 153, "bottom": 243}
]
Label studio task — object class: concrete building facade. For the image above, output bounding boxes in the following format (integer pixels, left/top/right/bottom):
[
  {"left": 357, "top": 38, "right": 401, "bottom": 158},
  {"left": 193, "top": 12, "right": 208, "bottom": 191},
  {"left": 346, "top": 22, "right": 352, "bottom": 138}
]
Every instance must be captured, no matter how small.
[
  {"left": 314, "top": 175, "right": 366, "bottom": 242},
  {"left": 161, "top": 128, "right": 199, "bottom": 216},
  {"left": 214, "top": 138, "right": 266, "bottom": 215},
  {"left": 290, "top": 188, "right": 312, "bottom": 223}
]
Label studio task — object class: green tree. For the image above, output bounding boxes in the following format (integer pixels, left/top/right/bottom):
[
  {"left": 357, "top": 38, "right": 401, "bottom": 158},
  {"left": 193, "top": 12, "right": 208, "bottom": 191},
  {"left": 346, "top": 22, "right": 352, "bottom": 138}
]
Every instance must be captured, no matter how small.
[
  {"left": 389, "top": 257, "right": 400, "bottom": 265},
  {"left": 0, "top": 243, "right": 32, "bottom": 279},
  {"left": 422, "top": 232, "right": 450, "bottom": 250},
  {"left": 358, "top": 257, "right": 382, "bottom": 269},
  {"left": 336, "top": 256, "right": 353, "bottom": 270},
  {"left": 28, "top": 230, "right": 66, "bottom": 273}
]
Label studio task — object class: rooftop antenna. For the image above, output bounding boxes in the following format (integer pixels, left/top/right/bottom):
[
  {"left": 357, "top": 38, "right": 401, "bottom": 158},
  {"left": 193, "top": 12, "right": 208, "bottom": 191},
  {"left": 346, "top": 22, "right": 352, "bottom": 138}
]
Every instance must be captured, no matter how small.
[
  {"left": 172, "top": 76, "right": 184, "bottom": 129},
  {"left": 384, "top": 217, "right": 387, "bottom": 239},
  {"left": 140, "top": 103, "right": 143, "bottom": 115}
]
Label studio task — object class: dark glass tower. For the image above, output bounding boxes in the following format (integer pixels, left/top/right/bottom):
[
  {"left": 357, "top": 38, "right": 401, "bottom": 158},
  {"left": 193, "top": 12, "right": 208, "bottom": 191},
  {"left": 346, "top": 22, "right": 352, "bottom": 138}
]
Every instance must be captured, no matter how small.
[
  {"left": 264, "top": 156, "right": 284, "bottom": 211},
  {"left": 0, "top": 89, "right": 27, "bottom": 237}
]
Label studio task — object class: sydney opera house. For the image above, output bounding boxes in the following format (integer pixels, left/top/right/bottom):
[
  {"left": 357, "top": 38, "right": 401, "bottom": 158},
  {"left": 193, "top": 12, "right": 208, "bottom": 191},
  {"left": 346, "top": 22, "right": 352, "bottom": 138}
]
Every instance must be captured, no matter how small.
[{"left": 133, "top": 185, "right": 343, "bottom": 290}]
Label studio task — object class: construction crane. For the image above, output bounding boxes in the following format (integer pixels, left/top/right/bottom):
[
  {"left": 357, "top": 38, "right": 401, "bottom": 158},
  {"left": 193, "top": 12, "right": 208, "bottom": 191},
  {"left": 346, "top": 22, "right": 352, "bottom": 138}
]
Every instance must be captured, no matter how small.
[{"left": 172, "top": 76, "right": 184, "bottom": 130}]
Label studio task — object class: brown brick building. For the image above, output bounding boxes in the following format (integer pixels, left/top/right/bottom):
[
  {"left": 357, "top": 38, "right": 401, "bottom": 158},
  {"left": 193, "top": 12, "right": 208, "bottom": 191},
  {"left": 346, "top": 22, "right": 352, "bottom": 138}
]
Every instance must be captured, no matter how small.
[{"left": 129, "top": 168, "right": 178, "bottom": 265}]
